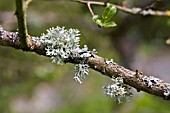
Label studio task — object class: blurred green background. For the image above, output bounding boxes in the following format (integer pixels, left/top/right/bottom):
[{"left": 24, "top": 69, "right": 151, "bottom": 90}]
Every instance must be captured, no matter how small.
[{"left": 0, "top": 0, "right": 170, "bottom": 113}]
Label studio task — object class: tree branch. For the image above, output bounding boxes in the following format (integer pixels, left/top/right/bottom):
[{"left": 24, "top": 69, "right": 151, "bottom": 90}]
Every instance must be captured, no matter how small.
[
  {"left": 87, "top": 2, "right": 95, "bottom": 16},
  {"left": 75, "top": 0, "right": 170, "bottom": 16},
  {"left": 15, "top": 0, "right": 29, "bottom": 49},
  {"left": 0, "top": 25, "right": 170, "bottom": 100}
]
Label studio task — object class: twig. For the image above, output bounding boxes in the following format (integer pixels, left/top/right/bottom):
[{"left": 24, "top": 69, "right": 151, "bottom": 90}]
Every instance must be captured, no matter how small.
[
  {"left": 87, "top": 2, "right": 95, "bottom": 16},
  {"left": 15, "top": 0, "right": 29, "bottom": 49},
  {"left": 76, "top": 0, "right": 170, "bottom": 16},
  {"left": 1, "top": 25, "right": 170, "bottom": 100}
]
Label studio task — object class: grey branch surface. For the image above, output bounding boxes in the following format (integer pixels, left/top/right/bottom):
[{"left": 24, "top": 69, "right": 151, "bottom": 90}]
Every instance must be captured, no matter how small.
[{"left": 0, "top": 25, "right": 170, "bottom": 100}]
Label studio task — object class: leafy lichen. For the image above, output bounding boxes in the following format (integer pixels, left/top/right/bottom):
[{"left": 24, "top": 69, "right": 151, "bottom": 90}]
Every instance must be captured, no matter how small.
[
  {"left": 141, "top": 76, "right": 162, "bottom": 88},
  {"left": 74, "top": 64, "right": 89, "bottom": 84},
  {"left": 39, "top": 26, "right": 132, "bottom": 103},
  {"left": 40, "top": 26, "right": 80, "bottom": 64},
  {"left": 39, "top": 26, "right": 95, "bottom": 84},
  {"left": 103, "top": 77, "right": 133, "bottom": 103}
]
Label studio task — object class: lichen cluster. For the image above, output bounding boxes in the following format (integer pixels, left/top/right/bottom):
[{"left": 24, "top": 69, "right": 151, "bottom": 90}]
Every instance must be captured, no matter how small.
[
  {"left": 141, "top": 75, "right": 170, "bottom": 98},
  {"left": 0, "top": 27, "right": 18, "bottom": 42},
  {"left": 0, "top": 27, "right": 5, "bottom": 36},
  {"left": 39, "top": 26, "right": 97, "bottom": 84},
  {"left": 105, "top": 59, "right": 116, "bottom": 65},
  {"left": 164, "top": 87, "right": 170, "bottom": 97},
  {"left": 40, "top": 26, "right": 81, "bottom": 64},
  {"left": 103, "top": 77, "right": 132, "bottom": 103},
  {"left": 39, "top": 26, "right": 132, "bottom": 103},
  {"left": 141, "top": 76, "right": 162, "bottom": 88},
  {"left": 74, "top": 64, "right": 89, "bottom": 84}
]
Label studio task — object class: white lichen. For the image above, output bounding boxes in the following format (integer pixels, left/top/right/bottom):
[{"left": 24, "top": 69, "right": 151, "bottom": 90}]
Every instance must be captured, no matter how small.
[
  {"left": 141, "top": 9, "right": 154, "bottom": 16},
  {"left": 40, "top": 26, "right": 133, "bottom": 103},
  {"left": 103, "top": 77, "right": 132, "bottom": 103},
  {"left": 11, "top": 32, "right": 18, "bottom": 42},
  {"left": 141, "top": 76, "right": 162, "bottom": 87},
  {"left": 39, "top": 26, "right": 96, "bottom": 83},
  {"left": 74, "top": 64, "right": 89, "bottom": 84},
  {"left": 0, "top": 31, "right": 4, "bottom": 39},
  {"left": 0, "top": 27, "right": 5, "bottom": 36},
  {"left": 105, "top": 59, "right": 116, "bottom": 65},
  {"left": 132, "top": 7, "right": 141, "bottom": 13},
  {"left": 164, "top": 88, "right": 170, "bottom": 97},
  {"left": 40, "top": 26, "right": 80, "bottom": 64},
  {"left": 31, "top": 36, "right": 41, "bottom": 46}
]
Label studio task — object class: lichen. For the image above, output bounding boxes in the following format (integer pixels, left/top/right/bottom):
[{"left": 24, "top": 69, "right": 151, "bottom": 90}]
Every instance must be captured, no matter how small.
[
  {"left": 39, "top": 26, "right": 132, "bottom": 103},
  {"left": 105, "top": 59, "right": 116, "bottom": 65},
  {"left": 40, "top": 26, "right": 81, "bottom": 64},
  {"left": 141, "top": 9, "right": 154, "bottom": 16},
  {"left": 0, "top": 27, "right": 5, "bottom": 38},
  {"left": 74, "top": 64, "right": 89, "bottom": 84},
  {"left": 141, "top": 76, "right": 162, "bottom": 88},
  {"left": 132, "top": 7, "right": 141, "bottom": 13},
  {"left": 39, "top": 26, "right": 96, "bottom": 83},
  {"left": 103, "top": 77, "right": 133, "bottom": 103},
  {"left": 164, "top": 88, "right": 170, "bottom": 97},
  {"left": 11, "top": 32, "right": 19, "bottom": 42}
]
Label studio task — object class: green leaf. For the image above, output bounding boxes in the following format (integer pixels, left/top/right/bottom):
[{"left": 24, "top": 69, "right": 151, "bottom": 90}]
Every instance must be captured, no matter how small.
[
  {"left": 102, "top": 3, "right": 117, "bottom": 23},
  {"left": 92, "top": 3, "right": 117, "bottom": 28},
  {"left": 102, "top": 21, "right": 117, "bottom": 27},
  {"left": 92, "top": 15, "right": 103, "bottom": 27},
  {"left": 92, "top": 15, "right": 117, "bottom": 28}
]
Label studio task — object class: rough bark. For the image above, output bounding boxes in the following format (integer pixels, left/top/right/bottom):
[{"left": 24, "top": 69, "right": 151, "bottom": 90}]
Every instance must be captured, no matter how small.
[{"left": 0, "top": 25, "right": 170, "bottom": 100}]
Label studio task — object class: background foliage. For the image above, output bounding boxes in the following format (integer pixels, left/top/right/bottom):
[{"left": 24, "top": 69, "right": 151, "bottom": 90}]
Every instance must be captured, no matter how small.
[{"left": 0, "top": 0, "right": 170, "bottom": 113}]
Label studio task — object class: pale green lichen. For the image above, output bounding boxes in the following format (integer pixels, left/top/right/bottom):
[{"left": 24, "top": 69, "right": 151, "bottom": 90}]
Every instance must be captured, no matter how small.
[
  {"left": 39, "top": 26, "right": 94, "bottom": 84},
  {"left": 141, "top": 76, "right": 162, "bottom": 87},
  {"left": 39, "top": 26, "right": 132, "bottom": 103},
  {"left": 40, "top": 26, "right": 80, "bottom": 64},
  {"left": 74, "top": 64, "right": 89, "bottom": 84},
  {"left": 103, "top": 77, "right": 133, "bottom": 103}
]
